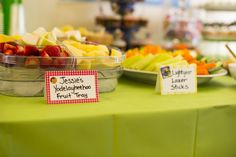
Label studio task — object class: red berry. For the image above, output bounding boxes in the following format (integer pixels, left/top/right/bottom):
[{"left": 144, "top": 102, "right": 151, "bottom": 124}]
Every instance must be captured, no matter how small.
[
  {"left": 24, "top": 45, "right": 40, "bottom": 56},
  {"left": 4, "top": 43, "right": 16, "bottom": 54},
  {"left": 53, "top": 58, "right": 66, "bottom": 68},
  {"left": 15, "top": 45, "right": 25, "bottom": 56},
  {"left": 42, "top": 45, "right": 61, "bottom": 57},
  {"left": 24, "top": 57, "right": 40, "bottom": 68},
  {"left": 61, "top": 50, "right": 69, "bottom": 57},
  {"left": 53, "top": 49, "right": 70, "bottom": 68},
  {"left": 4, "top": 49, "right": 14, "bottom": 55},
  {"left": 40, "top": 50, "right": 53, "bottom": 68},
  {"left": 0, "top": 43, "right": 5, "bottom": 52}
]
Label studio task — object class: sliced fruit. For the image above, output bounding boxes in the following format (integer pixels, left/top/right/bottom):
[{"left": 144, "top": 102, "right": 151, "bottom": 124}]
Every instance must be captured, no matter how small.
[
  {"left": 52, "top": 48, "right": 69, "bottom": 68},
  {"left": 32, "top": 27, "right": 47, "bottom": 37},
  {"left": 45, "top": 32, "right": 57, "bottom": 43},
  {"left": 60, "top": 25, "right": 74, "bottom": 32},
  {"left": 77, "top": 60, "right": 92, "bottom": 70},
  {"left": 42, "top": 45, "right": 61, "bottom": 57},
  {"left": 22, "top": 33, "right": 39, "bottom": 45},
  {"left": 4, "top": 49, "right": 14, "bottom": 55},
  {"left": 37, "top": 36, "right": 57, "bottom": 46},
  {"left": 66, "top": 30, "right": 82, "bottom": 41},
  {"left": 40, "top": 50, "right": 53, "bottom": 68},
  {"left": 62, "top": 40, "right": 79, "bottom": 48},
  {"left": 24, "top": 45, "right": 39, "bottom": 56},
  {"left": 25, "top": 57, "right": 40, "bottom": 68},
  {"left": 61, "top": 50, "right": 69, "bottom": 57},
  {"left": 0, "top": 34, "right": 20, "bottom": 43},
  {"left": 53, "top": 58, "right": 66, "bottom": 68},
  {"left": 96, "top": 45, "right": 109, "bottom": 54},
  {"left": 110, "top": 49, "right": 122, "bottom": 57},
  {"left": 12, "top": 35, "right": 22, "bottom": 40},
  {"left": 63, "top": 43, "right": 85, "bottom": 57},
  {"left": 84, "top": 50, "right": 107, "bottom": 57},
  {"left": 52, "top": 27, "right": 65, "bottom": 38},
  {"left": 4, "top": 43, "right": 16, "bottom": 53},
  {"left": 72, "top": 43, "right": 107, "bottom": 53},
  {"left": 15, "top": 45, "right": 25, "bottom": 56},
  {"left": 77, "top": 43, "right": 93, "bottom": 52},
  {"left": 0, "top": 43, "right": 4, "bottom": 52}
]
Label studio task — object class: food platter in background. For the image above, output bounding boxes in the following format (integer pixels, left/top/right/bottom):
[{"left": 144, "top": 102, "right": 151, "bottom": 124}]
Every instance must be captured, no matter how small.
[{"left": 123, "top": 68, "right": 228, "bottom": 85}]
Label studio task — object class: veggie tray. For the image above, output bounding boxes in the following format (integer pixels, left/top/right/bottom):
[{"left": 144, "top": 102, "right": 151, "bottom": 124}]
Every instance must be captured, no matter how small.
[
  {"left": 123, "top": 45, "right": 228, "bottom": 85},
  {"left": 123, "top": 68, "right": 227, "bottom": 85}
]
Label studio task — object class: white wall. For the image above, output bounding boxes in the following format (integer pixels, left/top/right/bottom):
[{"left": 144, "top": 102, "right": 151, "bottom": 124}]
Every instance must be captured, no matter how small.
[
  {"left": 23, "top": 0, "right": 166, "bottom": 42},
  {"left": 23, "top": 0, "right": 101, "bottom": 30}
]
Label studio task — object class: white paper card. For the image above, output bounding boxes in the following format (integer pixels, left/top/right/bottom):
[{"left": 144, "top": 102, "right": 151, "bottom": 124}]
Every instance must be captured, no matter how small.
[
  {"left": 45, "top": 71, "right": 99, "bottom": 104},
  {"left": 156, "top": 64, "right": 197, "bottom": 95}
]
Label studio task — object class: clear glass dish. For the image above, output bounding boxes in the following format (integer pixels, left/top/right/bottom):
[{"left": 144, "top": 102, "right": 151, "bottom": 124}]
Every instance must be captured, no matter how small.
[{"left": 0, "top": 53, "right": 124, "bottom": 97}]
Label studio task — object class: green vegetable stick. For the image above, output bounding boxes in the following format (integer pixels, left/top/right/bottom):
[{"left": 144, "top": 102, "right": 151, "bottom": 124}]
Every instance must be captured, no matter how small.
[
  {"left": 130, "top": 54, "right": 154, "bottom": 69},
  {"left": 123, "top": 54, "right": 144, "bottom": 68},
  {"left": 144, "top": 53, "right": 173, "bottom": 71},
  {"left": 155, "top": 60, "right": 188, "bottom": 73},
  {"left": 153, "top": 56, "right": 183, "bottom": 72}
]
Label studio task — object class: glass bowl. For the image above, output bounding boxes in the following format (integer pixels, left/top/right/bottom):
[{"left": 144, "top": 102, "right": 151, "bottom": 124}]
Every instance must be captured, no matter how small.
[{"left": 0, "top": 52, "right": 124, "bottom": 97}]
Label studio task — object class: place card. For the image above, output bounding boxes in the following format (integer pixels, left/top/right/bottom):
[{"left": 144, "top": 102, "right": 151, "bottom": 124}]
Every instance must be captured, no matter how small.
[
  {"left": 156, "top": 64, "right": 197, "bottom": 95},
  {"left": 45, "top": 71, "right": 99, "bottom": 104}
]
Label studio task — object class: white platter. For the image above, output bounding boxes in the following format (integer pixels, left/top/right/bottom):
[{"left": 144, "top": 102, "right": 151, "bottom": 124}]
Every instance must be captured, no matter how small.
[{"left": 123, "top": 68, "right": 228, "bottom": 85}]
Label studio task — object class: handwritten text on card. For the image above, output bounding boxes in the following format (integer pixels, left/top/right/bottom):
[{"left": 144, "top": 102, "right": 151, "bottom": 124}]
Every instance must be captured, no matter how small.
[
  {"left": 157, "top": 64, "right": 197, "bottom": 95},
  {"left": 45, "top": 71, "right": 99, "bottom": 104}
]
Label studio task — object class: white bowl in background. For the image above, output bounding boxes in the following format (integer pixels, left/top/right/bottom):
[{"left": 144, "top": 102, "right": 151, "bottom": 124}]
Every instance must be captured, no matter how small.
[{"left": 228, "top": 63, "right": 236, "bottom": 79}]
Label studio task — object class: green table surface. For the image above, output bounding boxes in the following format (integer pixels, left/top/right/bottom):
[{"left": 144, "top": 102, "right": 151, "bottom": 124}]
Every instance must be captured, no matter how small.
[{"left": 0, "top": 76, "right": 236, "bottom": 157}]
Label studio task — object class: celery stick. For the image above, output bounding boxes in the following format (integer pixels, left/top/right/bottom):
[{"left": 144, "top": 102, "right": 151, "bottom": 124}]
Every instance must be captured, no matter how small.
[
  {"left": 209, "top": 61, "right": 222, "bottom": 73},
  {"left": 166, "top": 60, "right": 187, "bottom": 66},
  {"left": 155, "top": 60, "right": 188, "bottom": 73},
  {"left": 153, "top": 56, "right": 183, "bottom": 72},
  {"left": 130, "top": 54, "right": 154, "bottom": 70},
  {"left": 123, "top": 55, "right": 144, "bottom": 68},
  {"left": 144, "top": 53, "right": 173, "bottom": 71},
  {"left": 176, "top": 60, "right": 188, "bottom": 65}
]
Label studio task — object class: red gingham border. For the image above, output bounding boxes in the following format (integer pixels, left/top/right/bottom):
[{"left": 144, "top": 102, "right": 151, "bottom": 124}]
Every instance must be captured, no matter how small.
[{"left": 45, "top": 70, "right": 99, "bottom": 104}]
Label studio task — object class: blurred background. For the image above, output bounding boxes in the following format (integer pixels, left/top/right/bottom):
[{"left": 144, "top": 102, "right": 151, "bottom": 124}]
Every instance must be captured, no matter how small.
[{"left": 2, "top": 0, "right": 236, "bottom": 59}]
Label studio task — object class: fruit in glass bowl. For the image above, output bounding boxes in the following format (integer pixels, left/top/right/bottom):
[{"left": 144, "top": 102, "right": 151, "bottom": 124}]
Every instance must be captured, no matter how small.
[
  {"left": 62, "top": 40, "right": 124, "bottom": 93},
  {"left": 0, "top": 41, "right": 76, "bottom": 97},
  {"left": 0, "top": 27, "right": 124, "bottom": 96},
  {"left": 0, "top": 42, "right": 124, "bottom": 96}
]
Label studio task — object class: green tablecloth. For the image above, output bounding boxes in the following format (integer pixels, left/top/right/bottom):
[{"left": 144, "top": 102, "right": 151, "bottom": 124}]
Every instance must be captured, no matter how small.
[{"left": 0, "top": 76, "right": 236, "bottom": 157}]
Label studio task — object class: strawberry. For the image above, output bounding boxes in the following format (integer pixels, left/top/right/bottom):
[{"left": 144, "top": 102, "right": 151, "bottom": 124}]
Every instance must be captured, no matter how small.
[
  {"left": 24, "top": 45, "right": 40, "bottom": 56},
  {"left": 61, "top": 50, "right": 69, "bottom": 57},
  {"left": 24, "top": 57, "right": 40, "bottom": 68},
  {"left": 53, "top": 58, "right": 66, "bottom": 68},
  {"left": 15, "top": 45, "right": 25, "bottom": 56},
  {"left": 0, "top": 43, "right": 5, "bottom": 52},
  {"left": 40, "top": 50, "right": 53, "bottom": 68},
  {"left": 4, "top": 49, "right": 14, "bottom": 55},
  {"left": 4, "top": 43, "right": 16, "bottom": 54},
  {"left": 53, "top": 49, "right": 70, "bottom": 68},
  {"left": 42, "top": 45, "right": 61, "bottom": 57}
]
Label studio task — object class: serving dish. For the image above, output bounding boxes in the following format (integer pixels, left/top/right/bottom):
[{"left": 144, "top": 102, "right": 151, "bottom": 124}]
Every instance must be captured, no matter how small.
[
  {"left": 0, "top": 51, "right": 124, "bottom": 97},
  {"left": 123, "top": 68, "right": 228, "bottom": 85}
]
